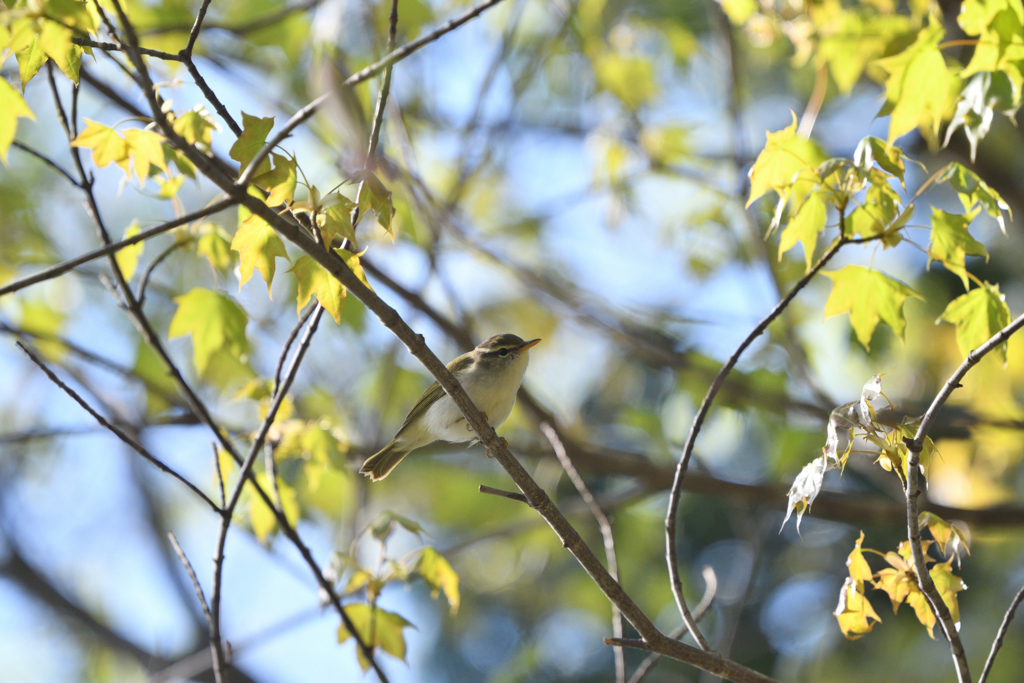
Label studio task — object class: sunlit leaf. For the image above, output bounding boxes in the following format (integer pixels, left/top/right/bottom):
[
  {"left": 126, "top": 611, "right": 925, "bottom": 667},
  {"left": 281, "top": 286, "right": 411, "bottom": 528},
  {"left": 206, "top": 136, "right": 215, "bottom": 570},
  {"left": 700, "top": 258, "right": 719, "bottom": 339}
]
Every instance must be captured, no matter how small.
[
  {"left": 232, "top": 207, "right": 289, "bottom": 294},
  {"left": 835, "top": 576, "right": 882, "bottom": 639},
  {"left": 823, "top": 266, "right": 921, "bottom": 350},
  {"left": 248, "top": 473, "right": 300, "bottom": 542},
  {"left": 123, "top": 129, "right": 167, "bottom": 182},
  {"left": 336, "top": 248, "right": 373, "bottom": 291},
  {"left": 928, "top": 208, "right": 987, "bottom": 290},
  {"left": 778, "top": 191, "right": 826, "bottom": 271},
  {"left": 253, "top": 152, "right": 297, "bottom": 206},
  {"left": 0, "top": 78, "right": 36, "bottom": 164},
  {"left": 415, "top": 547, "right": 460, "bottom": 614},
  {"left": 938, "top": 281, "right": 1011, "bottom": 362},
  {"left": 70, "top": 119, "right": 127, "bottom": 168},
  {"left": 172, "top": 107, "right": 218, "bottom": 147},
  {"left": 747, "top": 114, "right": 827, "bottom": 208},
  {"left": 114, "top": 222, "right": 144, "bottom": 281},
  {"left": 15, "top": 37, "right": 47, "bottom": 90},
  {"left": 592, "top": 52, "right": 658, "bottom": 110},
  {"left": 133, "top": 339, "right": 178, "bottom": 415},
  {"left": 229, "top": 112, "right": 275, "bottom": 172},
  {"left": 289, "top": 255, "right": 346, "bottom": 323},
  {"left": 938, "top": 162, "right": 1012, "bottom": 234},
  {"left": 337, "top": 604, "right": 414, "bottom": 671},
  {"left": 168, "top": 287, "right": 249, "bottom": 376},
  {"left": 37, "top": 20, "right": 81, "bottom": 84},
  {"left": 196, "top": 224, "right": 234, "bottom": 274}
]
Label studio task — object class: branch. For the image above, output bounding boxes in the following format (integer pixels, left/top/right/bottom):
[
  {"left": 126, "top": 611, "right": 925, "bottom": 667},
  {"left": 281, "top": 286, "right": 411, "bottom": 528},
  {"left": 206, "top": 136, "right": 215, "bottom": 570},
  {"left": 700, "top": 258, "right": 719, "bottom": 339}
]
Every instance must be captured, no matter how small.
[
  {"left": 0, "top": 197, "right": 237, "bottom": 299},
  {"left": 978, "top": 583, "right": 1024, "bottom": 683},
  {"left": 665, "top": 235, "right": 850, "bottom": 647},
  {"left": 606, "top": 638, "right": 776, "bottom": 683},
  {"left": 479, "top": 484, "right": 530, "bottom": 504},
  {"left": 11, "top": 141, "right": 81, "bottom": 187},
  {"left": 903, "top": 310, "right": 1024, "bottom": 683},
  {"left": 541, "top": 422, "right": 624, "bottom": 683},
  {"left": 238, "top": 0, "right": 510, "bottom": 186},
  {"left": 15, "top": 341, "right": 221, "bottom": 512},
  {"left": 628, "top": 566, "right": 718, "bottom": 683},
  {"left": 72, "top": 36, "right": 181, "bottom": 60}
]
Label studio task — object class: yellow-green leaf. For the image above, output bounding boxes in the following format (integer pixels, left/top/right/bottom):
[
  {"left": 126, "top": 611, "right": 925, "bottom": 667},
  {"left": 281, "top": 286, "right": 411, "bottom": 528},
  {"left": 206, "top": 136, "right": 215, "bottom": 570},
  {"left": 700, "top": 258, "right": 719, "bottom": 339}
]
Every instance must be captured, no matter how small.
[
  {"left": 875, "top": 18, "right": 954, "bottom": 144},
  {"left": 289, "top": 255, "right": 346, "bottom": 323},
  {"left": 834, "top": 576, "right": 881, "bottom": 640},
  {"left": 337, "top": 604, "right": 414, "bottom": 671},
  {"left": 317, "top": 194, "right": 357, "bottom": 247},
  {"left": 196, "top": 224, "right": 234, "bottom": 274},
  {"left": 359, "top": 173, "right": 395, "bottom": 235},
  {"left": 0, "top": 78, "right": 36, "bottom": 164},
  {"left": 938, "top": 281, "right": 1011, "bottom": 362},
  {"left": 168, "top": 287, "right": 249, "bottom": 375},
  {"left": 114, "top": 222, "right": 144, "bottom": 281},
  {"left": 253, "top": 153, "right": 297, "bottom": 206},
  {"left": 15, "top": 37, "right": 47, "bottom": 90},
  {"left": 157, "top": 175, "right": 185, "bottom": 199},
  {"left": 823, "top": 266, "right": 921, "bottom": 350},
  {"left": 938, "top": 162, "right": 1012, "bottom": 234},
  {"left": 70, "top": 119, "right": 127, "bottom": 168},
  {"left": 846, "top": 531, "right": 874, "bottom": 583},
  {"left": 746, "top": 114, "right": 827, "bottom": 208},
  {"left": 248, "top": 473, "right": 300, "bottom": 542},
  {"left": 172, "top": 107, "right": 217, "bottom": 147},
  {"left": 336, "top": 248, "right": 373, "bottom": 292},
  {"left": 232, "top": 206, "right": 289, "bottom": 294},
  {"left": 592, "top": 52, "right": 658, "bottom": 110},
  {"left": 37, "top": 20, "right": 81, "bottom": 85},
  {"left": 930, "top": 559, "right": 968, "bottom": 627},
  {"left": 123, "top": 129, "right": 166, "bottom": 182},
  {"left": 133, "top": 339, "right": 179, "bottom": 415},
  {"left": 928, "top": 208, "right": 987, "bottom": 290},
  {"left": 229, "top": 112, "right": 275, "bottom": 172},
  {"left": 779, "top": 192, "right": 826, "bottom": 271},
  {"left": 415, "top": 547, "right": 460, "bottom": 614}
]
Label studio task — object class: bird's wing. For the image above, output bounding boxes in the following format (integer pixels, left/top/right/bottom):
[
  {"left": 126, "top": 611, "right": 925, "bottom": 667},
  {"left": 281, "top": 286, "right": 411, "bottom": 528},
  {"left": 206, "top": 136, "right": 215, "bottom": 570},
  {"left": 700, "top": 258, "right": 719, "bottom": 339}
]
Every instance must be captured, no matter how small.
[{"left": 395, "top": 352, "right": 473, "bottom": 435}]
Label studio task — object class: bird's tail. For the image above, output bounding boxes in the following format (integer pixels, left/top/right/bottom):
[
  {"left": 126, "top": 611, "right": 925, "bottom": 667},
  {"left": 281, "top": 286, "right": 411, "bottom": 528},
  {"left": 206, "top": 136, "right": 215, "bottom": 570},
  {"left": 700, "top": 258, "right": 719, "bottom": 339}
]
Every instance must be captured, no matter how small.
[{"left": 360, "top": 440, "right": 409, "bottom": 481}]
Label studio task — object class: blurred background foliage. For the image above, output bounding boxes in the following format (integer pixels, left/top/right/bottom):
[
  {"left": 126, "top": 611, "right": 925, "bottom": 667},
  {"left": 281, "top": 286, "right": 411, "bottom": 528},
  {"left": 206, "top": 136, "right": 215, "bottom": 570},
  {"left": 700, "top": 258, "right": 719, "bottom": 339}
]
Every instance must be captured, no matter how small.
[{"left": 2, "top": 0, "right": 1024, "bottom": 680}]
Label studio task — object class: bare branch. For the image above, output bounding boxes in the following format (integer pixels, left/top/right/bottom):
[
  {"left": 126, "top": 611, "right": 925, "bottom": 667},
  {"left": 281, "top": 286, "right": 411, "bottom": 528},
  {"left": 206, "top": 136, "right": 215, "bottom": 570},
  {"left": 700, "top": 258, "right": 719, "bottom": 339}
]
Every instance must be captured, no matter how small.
[
  {"left": 666, "top": 234, "right": 851, "bottom": 648},
  {"left": 606, "top": 638, "right": 777, "bottom": 683},
  {"left": 10, "top": 141, "right": 81, "bottom": 187},
  {"left": 628, "top": 567, "right": 718, "bottom": 683},
  {"left": 15, "top": 341, "right": 221, "bottom": 512},
  {"left": 479, "top": 484, "right": 530, "bottom": 505},
  {"left": 903, "top": 310, "right": 1024, "bottom": 683},
  {"left": 541, "top": 422, "right": 624, "bottom": 683},
  {"left": 167, "top": 531, "right": 214, "bottom": 631},
  {"left": 0, "top": 197, "right": 237, "bottom": 299},
  {"left": 978, "top": 583, "right": 1024, "bottom": 683},
  {"left": 238, "top": 0, "right": 510, "bottom": 186}
]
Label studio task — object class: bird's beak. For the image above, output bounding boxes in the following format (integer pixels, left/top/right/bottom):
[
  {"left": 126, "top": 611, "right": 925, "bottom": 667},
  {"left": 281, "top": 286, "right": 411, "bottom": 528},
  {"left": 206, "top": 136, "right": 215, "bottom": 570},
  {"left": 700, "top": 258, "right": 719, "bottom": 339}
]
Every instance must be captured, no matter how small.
[{"left": 520, "top": 338, "right": 541, "bottom": 351}]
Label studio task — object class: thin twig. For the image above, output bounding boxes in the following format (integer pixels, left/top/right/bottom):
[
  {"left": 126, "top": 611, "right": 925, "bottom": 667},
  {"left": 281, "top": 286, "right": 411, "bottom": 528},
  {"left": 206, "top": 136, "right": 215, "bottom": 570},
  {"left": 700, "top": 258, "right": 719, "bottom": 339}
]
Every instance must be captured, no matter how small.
[
  {"left": 606, "top": 638, "right": 775, "bottom": 683},
  {"left": 0, "top": 198, "right": 236, "bottom": 299},
  {"left": 184, "top": 0, "right": 213, "bottom": 55},
  {"left": 238, "top": 0, "right": 510, "bottom": 186},
  {"left": 628, "top": 566, "right": 718, "bottom": 683},
  {"left": 11, "top": 142, "right": 81, "bottom": 188},
  {"left": 665, "top": 234, "right": 852, "bottom": 649},
  {"left": 273, "top": 305, "right": 316, "bottom": 394},
  {"left": 72, "top": 37, "right": 182, "bottom": 60},
  {"left": 15, "top": 342, "right": 220, "bottom": 512},
  {"left": 479, "top": 485, "right": 531, "bottom": 505},
  {"left": 903, "top": 311, "right": 1024, "bottom": 683},
  {"left": 137, "top": 238, "right": 188, "bottom": 307},
  {"left": 541, "top": 422, "right": 624, "bottom": 683},
  {"left": 167, "top": 531, "right": 214, "bottom": 630},
  {"left": 978, "top": 583, "right": 1024, "bottom": 683}
]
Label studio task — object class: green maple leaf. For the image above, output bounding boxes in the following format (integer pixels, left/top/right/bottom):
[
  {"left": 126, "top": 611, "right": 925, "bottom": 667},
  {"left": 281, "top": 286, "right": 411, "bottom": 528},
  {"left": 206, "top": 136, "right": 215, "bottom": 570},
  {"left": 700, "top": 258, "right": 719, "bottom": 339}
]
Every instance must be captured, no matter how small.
[
  {"left": 875, "top": 17, "right": 956, "bottom": 144},
  {"left": 746, "top": 113, "right": 827, "bottom": 208},
  {"left": 37, "top": 20, "right": 81, "bottom": 84},
  {"left": 248, "top": 473, "right": 300, "bottom": 543},
  {"left": 15, "top": 37, "right": 47, "bottom": 90},
  {"left": 824, "top": 266, "right": 921, "bottom": 350},
  {"left": 938, "top": 162, "right": 1012, "bottom": 233},
  {"left": 172, "top": 107, "right": 217, "bottom": 147},
  {"left": 168, "top": 287, "right": 249, "bottom": 375},
  {"left": 929, "top": 560, "right": 968, "bottom": 627},
  {"left": 70, "top": 119, "right": 127, "bottom": 168},
  {"left": 415, "top": 547, "right": 461, "bottom": 614},
  {"left": 123, "top": 129, "right": 167, "bottom": 182},
  {"left": 939, "top": 281, "right": 1011, "bottom": 362},
  {"left": 778, "top": 191, "right": 826, "bottom": 271},
  {"left": 0, "top": 78, "right": 36, "bottom": 164},
  {"left": 253, "top": 153, "right": 297, "bottom": 206},
  {"left": 229, "top": 112, "right": 275, "bottom": 172},
  {"left": 959, "top": 0, "right": 1024, "bottom": 86},
  {"left": 928, "top": 208, "right": 987, "bottom": 290},
  {"left": 289, "top": 255, "right": 346, "bottom": 323},
  {"left": 233, "top": 199, "right": 289, "bottom": 294},
  {"left": 337, "top": 604, "right": 415, "bottom": 671}
]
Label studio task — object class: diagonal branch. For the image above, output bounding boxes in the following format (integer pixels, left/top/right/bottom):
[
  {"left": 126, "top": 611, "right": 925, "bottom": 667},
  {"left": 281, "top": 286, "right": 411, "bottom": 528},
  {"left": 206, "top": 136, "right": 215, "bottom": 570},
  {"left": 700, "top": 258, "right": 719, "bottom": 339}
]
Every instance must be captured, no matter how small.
[
  {"left": 541, "top": 422, "right": 624, "bottom": 683},
  {"left": 978, "top": 583, "right": 1024, "bottom": 683},
  {"left": 903, "top": 310, "right": 1024, "bottom": 683},
  {"left": 664, "top": 234, "right": 851, "bottom": 649},
  {"left": 0, "top": 197, "right": 237, "bottom": 299},
  {"left": 15, "top": 341, "right": 221, "bottom": 512}
]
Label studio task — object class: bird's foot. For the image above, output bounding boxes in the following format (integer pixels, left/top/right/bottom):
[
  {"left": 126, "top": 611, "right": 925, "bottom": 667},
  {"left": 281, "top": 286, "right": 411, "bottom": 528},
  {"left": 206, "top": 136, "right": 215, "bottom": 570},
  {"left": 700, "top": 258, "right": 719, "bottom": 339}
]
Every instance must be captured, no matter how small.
[{"left": 485, "top": 437, "right": 508, "bottom": 458}]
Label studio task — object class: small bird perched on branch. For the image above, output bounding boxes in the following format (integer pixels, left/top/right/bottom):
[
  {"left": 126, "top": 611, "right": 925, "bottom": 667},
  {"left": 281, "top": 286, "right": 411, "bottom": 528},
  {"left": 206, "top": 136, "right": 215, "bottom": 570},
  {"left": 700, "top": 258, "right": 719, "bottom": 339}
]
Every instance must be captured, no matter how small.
[{"left": 360, "top": 334, "right": 541, "bottom": 481}]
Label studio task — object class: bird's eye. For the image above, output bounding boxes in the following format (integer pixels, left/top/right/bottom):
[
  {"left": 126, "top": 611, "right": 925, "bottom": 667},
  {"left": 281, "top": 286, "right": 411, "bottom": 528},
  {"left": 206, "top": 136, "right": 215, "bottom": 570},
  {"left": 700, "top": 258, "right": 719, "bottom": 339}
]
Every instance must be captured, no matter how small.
[{"left": 498, "top": 348, "right": 509, "bottom": 356}]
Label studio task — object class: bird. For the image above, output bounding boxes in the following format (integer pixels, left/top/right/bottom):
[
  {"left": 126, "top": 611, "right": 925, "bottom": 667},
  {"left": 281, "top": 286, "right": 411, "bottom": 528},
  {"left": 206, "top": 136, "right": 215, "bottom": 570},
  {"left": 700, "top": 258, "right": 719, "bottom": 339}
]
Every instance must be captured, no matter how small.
[{"left": 360, "top": 334, "right": 541, "bottom": 481}]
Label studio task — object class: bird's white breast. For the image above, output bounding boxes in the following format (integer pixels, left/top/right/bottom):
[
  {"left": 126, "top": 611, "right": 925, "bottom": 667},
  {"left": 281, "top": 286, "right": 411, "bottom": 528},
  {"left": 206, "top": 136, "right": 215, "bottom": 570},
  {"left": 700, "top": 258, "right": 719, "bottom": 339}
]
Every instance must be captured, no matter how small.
[{"left": 422, "top": 352, "right": 529, "bottom": 443}]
